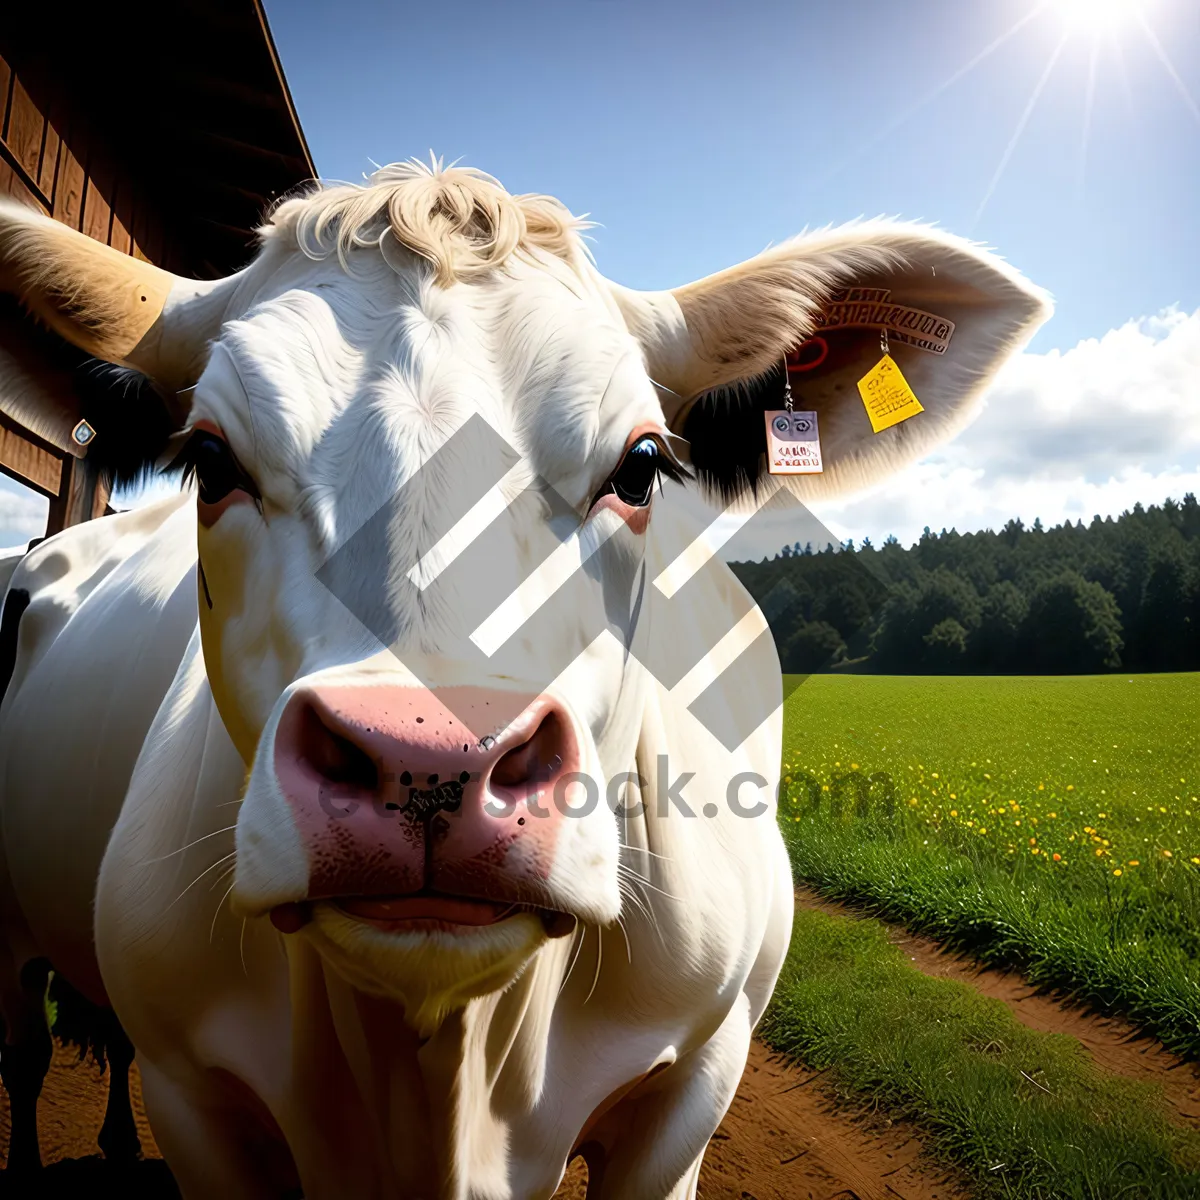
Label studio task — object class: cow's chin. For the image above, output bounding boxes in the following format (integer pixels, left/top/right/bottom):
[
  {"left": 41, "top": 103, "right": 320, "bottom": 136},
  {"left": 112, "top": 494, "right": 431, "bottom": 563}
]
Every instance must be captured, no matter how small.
[{"left": 304, "top": 903, "right": 548, "bottom": 1036}]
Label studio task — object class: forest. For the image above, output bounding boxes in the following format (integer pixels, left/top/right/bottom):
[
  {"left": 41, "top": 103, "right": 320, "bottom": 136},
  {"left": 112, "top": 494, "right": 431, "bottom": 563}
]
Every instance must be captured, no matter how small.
[{"left": 731, "top": 493, "right": 1200, "bottom": 674}]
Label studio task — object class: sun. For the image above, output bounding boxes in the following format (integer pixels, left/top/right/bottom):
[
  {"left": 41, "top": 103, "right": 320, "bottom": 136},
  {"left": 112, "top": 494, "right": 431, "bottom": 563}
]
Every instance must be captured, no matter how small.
[
  {"left": 819, "top": 0, "right": 1196, "bottom": 228},
  {"left": 1053, "top": 0, "right": 1146, "bottom": 32}
]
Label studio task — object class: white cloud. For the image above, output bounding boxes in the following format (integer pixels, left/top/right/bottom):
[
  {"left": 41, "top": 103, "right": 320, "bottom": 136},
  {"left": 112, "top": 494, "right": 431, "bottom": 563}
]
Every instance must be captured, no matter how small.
[
  {"left": 0, "top": 476, "right": 47, "bottom": 548},
  {"left": 812, "top": 305, "right": 1200, "bottom": 548}
]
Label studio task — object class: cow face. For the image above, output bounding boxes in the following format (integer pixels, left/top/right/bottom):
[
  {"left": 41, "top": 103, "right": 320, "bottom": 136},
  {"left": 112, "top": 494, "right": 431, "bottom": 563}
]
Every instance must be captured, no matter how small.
[
  {"left": 0, "top": 163, "right": 1050, "bottom": 1031},
  {"left": 181, "top": 244, "right": 674, "bottom": 1029}
]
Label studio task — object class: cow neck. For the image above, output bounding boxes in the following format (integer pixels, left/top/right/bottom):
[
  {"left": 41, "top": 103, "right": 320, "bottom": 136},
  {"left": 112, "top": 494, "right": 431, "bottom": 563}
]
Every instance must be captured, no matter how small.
[{"left": 292, "top": 933, "right": 573, "bottom": 1196}]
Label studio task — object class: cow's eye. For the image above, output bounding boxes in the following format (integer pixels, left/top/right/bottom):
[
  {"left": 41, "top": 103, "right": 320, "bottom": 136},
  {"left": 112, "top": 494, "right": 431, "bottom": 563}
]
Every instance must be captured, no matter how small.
[
  {"left": 605, "top": 436, "right": 662, "bottom": 508},
  {"left": 173, "top": 429, "right": 260, "bottom": 506}
]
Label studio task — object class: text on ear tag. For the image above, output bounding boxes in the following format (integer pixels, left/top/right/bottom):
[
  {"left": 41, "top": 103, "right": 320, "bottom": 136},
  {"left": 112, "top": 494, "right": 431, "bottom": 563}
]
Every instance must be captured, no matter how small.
[
  {"left": 765, "top": 410, "right": 823, "bottom": 475},
  {"left": 857, "top": 354, "right": 923, "bottom": 433}
]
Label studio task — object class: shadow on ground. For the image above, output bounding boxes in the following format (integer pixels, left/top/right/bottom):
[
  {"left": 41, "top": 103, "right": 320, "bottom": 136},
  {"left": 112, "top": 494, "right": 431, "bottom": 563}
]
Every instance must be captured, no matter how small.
[{"left": 2, "top": 1158, "right": 180, "bottom": 1198}]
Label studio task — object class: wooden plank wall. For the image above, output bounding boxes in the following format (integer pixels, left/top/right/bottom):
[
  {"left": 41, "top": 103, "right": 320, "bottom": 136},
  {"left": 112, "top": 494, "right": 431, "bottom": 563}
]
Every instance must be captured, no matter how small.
[
  {"left": 0, "top": 52, "right": 155, "bottom": 531},
  {"left": 0, "top": 50, "right": 169, "bottom": 264}
]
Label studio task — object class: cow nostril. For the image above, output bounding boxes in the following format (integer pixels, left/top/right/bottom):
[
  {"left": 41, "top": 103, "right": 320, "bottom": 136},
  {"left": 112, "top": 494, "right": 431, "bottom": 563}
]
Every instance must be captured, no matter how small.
[
  {"left": 492, "top": 710, "right": 566, "bottom": 790},
  {"left": 298, "top": 703, "right": 378, "bottom": 790}
]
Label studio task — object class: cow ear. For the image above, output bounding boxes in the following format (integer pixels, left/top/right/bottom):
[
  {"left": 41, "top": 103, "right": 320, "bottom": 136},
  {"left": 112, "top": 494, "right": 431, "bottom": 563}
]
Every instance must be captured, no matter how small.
[
  {"left": 611, "top": 223, "right": 1051, "bottom": 509},
  {"left": 0, "top": 197, "right": 238, "bottom": 473}
]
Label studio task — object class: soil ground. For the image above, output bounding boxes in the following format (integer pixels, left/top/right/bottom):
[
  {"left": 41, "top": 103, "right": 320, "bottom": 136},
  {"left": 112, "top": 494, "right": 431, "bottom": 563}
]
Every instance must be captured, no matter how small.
[
  {"left": 2, "top": 894, "right": 1195, "bottom": 1197},
  {"left": 0, "top": 1035, "right": 959, "bottom": 1199}
]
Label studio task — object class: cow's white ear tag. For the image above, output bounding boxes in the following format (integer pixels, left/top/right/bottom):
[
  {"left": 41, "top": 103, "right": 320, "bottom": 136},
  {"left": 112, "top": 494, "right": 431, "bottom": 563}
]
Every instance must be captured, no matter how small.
[
  {"left": 765, "top": 409, "right": 823, "bottom": 475},
  {"left": 765, "top": 352, "right": 823, "bottom": 475}
]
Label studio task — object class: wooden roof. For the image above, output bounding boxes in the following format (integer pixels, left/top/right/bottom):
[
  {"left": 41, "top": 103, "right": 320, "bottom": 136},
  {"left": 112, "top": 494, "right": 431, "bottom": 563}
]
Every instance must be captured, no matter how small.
[
  {"left": 0, "top": 0, "right": 315, "bottom": 526},
  {"left": 0, "top": 0, "right": 316, "bottom": 279}
]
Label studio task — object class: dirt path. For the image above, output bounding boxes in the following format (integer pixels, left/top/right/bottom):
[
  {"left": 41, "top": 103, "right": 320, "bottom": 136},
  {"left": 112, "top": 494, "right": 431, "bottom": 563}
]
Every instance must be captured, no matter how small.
[
  {"left": 1, "top": 1034, "right": 961, "bottom": 1199},
  {"left": 554, "top": 1040, "right": 962, "bottom": 1199},
  {"left": 796, "top": 886, "right": 1200, "bottom": 1128}
]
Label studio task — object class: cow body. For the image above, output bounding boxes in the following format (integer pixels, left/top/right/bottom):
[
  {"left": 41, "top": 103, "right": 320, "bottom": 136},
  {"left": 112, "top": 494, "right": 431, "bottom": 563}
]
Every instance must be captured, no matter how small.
[{"left": 0, "top": 161, "right": 1049, "bottom": 1197}]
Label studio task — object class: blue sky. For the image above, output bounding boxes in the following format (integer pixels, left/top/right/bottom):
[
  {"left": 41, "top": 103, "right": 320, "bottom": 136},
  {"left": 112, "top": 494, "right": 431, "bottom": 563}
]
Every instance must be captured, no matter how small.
[
  {"left": 264, "top": 0, "right": 1200, "bottom": 353},
  {"left": 2, "top": 0, "right": 1198, "bottom": 550}
]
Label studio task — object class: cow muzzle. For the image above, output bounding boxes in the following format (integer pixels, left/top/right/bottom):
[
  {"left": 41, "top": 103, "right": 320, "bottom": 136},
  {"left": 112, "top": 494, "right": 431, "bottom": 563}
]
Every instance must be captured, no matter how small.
[{"left": 266, "top": 684, "right": 582, "bottom": 941}]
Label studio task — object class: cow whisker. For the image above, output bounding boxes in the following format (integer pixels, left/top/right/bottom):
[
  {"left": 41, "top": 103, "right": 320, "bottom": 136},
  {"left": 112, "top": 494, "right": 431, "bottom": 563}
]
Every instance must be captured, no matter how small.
[
  {"left": 617, "top": 863, "right": 682, "bottom": 904},
  {"left": 618, "top": 877, "right": 667, "bottom": 951},
  {"left": 617, "top": 874, "right": 652, "bottom": 919},
  {"left": 622, "top": 886, "right": 655, "bottom": 929},
  {"left": 617, "top": 875, "right": 647, "bottom": 912},
  {"left": 560, "top": 925, "right": 587, "bottom": 995},
  {"left": 209, "top": 861, "right": 236, "bottom": 887},
  {"left": 209, "top": 877, "right": 237, "bottom": 944},
  {"left": 584, "top": 926, "right": 604, "bottom": 1005},
  {"left": 140, "top": 825, "right": 238, "bottom": 865},
  {"left": 621, "top": 845, "right": 674, "bottom": 864},
  {"left": 614, "top": 914, "right": 633, "bottom": 965},
  {"left": 167, "top": 851, "right": 239, "bottom": 912}
]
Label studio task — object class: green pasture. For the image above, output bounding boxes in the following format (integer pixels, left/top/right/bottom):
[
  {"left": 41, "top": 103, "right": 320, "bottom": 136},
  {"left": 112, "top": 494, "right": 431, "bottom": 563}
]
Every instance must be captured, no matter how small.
[{"left": 778, "top": 673, "right": 1200, "bottom": 1055}]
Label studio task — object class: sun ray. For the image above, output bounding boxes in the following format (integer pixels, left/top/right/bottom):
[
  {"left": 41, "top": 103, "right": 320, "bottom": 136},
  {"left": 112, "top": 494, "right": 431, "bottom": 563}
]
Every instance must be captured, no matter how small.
[
  {"left": 1136, "top": 12, "right": 1200, "bottom": 126},
  {"left": 1109, "top": 28, "right": 1137, "bottom": 119},
  {"left": 809, "top": 3, "right": 1050, "bottom": 190},
  {"left": 1077, "top": 34, "right": 1101, "bottom": 199},
  {"left": 973, "top": 32, "right": 1070, "bottom": 228}
]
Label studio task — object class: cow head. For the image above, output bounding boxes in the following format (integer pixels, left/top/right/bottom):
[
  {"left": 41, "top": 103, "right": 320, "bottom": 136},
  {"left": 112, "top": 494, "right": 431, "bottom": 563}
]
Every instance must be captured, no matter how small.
[{"left": 0, "top": 162, "right": 1049, "bottom": 1031}]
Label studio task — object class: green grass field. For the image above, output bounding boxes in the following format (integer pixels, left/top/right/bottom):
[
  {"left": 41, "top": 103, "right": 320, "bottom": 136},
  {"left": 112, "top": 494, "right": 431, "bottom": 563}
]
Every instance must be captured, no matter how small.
[
  {"left": 761, "top": 906, "right": 1200, "bottom": 1199},
  {"left": 778, "top": 673, "right": 1200, "bottom": 1056}
]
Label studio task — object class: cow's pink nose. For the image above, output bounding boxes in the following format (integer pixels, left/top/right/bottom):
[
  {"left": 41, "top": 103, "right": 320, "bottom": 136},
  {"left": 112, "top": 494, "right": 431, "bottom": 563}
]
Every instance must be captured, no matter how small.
[{"left": 272, "top": 686, "right": 578, "bottom": 906}]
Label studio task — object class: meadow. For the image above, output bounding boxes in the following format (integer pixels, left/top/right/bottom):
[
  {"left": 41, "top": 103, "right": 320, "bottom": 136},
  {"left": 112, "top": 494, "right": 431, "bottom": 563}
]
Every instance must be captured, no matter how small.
[{"left": 778, "top": 672, "right": 1200, "bottom": 1056}]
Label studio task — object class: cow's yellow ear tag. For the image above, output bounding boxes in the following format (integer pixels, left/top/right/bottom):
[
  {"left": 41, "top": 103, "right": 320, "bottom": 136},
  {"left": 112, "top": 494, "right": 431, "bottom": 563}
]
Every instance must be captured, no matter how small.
[{"left": 857, "top": 331, "right": 924, "bottom": 433}]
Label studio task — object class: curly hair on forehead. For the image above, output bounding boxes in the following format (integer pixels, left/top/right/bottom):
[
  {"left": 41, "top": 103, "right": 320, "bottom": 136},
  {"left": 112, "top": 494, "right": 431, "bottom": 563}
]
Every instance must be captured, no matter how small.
[{"left": 261, "top": 155, "right": 594, "bottom": 288}]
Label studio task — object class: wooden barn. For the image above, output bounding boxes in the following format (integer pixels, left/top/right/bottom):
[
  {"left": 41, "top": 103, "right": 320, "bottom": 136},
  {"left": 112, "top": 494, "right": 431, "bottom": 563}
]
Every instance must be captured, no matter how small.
[{"left": 0, "top": 0, "right": 314, "bottom": 537}]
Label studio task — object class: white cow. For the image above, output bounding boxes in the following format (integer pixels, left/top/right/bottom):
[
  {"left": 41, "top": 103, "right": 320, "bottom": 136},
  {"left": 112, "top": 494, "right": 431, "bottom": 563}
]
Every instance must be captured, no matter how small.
[{"left": 0, "top": 162, "right": 1048, "bottom": 1198}]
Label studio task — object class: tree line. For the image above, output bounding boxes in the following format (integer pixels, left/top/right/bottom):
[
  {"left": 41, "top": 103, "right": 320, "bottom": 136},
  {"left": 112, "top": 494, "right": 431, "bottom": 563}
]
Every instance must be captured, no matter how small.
[{"left": 730, "top": 494, "right": 1200, "bottom": 674}]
